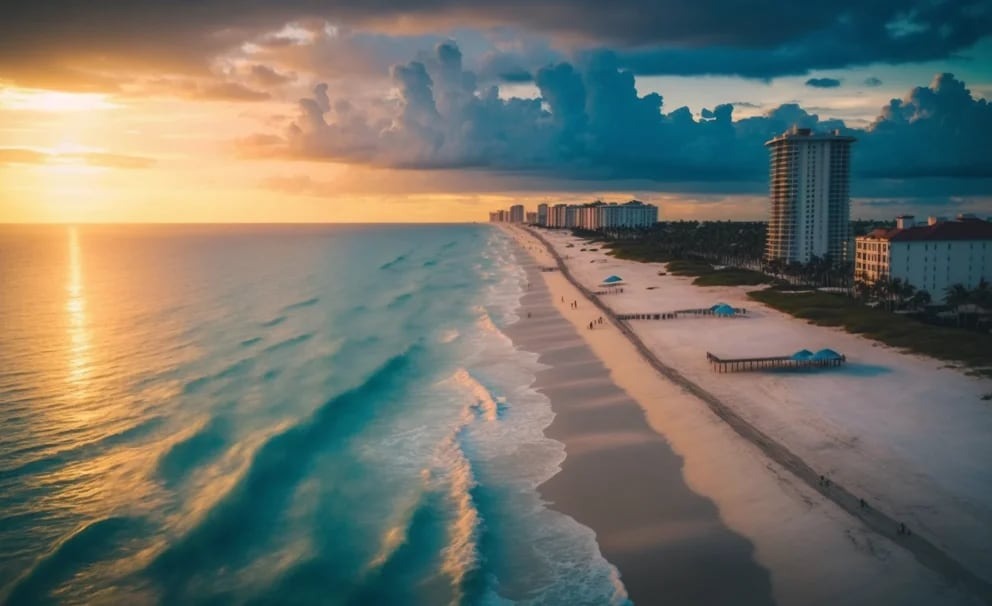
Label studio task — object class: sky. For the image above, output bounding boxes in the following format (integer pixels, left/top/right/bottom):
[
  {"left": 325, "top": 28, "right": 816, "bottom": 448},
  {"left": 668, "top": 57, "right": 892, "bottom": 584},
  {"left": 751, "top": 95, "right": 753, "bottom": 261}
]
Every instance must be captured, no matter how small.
[{"left": 1, "top": 1, "right": 991, "bottom": 223}]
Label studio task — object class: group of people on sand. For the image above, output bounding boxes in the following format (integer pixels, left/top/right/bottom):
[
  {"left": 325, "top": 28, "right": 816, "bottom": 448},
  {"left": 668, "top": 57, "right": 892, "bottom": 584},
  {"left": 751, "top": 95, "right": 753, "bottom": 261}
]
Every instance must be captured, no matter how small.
[
  {"left": 819, "top": 475, "right": 913, "bottom": 537},
  {"left": 588, "top": 317, "right": 604, "bottom": 330}
]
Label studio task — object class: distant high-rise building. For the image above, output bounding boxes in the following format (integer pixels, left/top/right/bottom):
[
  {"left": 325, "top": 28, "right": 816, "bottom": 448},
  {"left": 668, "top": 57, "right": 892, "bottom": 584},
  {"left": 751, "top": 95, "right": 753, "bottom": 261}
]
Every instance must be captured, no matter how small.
[
  {"left": 525, "top": 211, "right": 537, "bottom": 224},
  {"left": 564, "top": 205, "right": 579, "bottom": 229},
  {"left": 509, "top": 204, "right": 525, "bottom": 223},
  {"left": 549, "top": 204, "right": 568, "bottom": 228},
  {"left": 537, "top": 203, "right": 549, "bottom": 226},
  {"left": 600, "top": 201, "right": 658, "bottom": 229},
  {"left": 765, "top": 126, "right": 855, "bottom": 264}
]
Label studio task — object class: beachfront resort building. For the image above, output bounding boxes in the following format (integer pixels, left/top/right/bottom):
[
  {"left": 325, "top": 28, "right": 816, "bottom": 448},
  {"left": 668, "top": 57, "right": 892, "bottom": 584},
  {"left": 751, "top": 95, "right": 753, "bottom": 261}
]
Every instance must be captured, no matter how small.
[
  {"left": 509, "top": 204, "right": 525, "bottom": 223},
  {"left": 765, "top": 126, "right": 856, "bottom": 265},
  {"left": 601, "top": 201, "right": 659, "bottom": 229},
  {"left": 547, "top": 204, "right": 568, "bottom": 228},
  {"left": 488, "top": 210, "right": 510, "bottom": 223},
  {"left": 854, "top": 215, "right": 992, "bottom": 301},
  {"left": 489, "top": 200, "right": 658, "bottom": 230}
]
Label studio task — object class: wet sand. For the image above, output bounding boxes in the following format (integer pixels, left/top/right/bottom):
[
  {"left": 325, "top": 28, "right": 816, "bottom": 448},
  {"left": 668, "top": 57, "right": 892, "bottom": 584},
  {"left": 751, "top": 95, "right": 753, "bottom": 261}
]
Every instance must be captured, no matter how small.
[{"left": 506, "top": 253, "right": 775, "bottom": 605}]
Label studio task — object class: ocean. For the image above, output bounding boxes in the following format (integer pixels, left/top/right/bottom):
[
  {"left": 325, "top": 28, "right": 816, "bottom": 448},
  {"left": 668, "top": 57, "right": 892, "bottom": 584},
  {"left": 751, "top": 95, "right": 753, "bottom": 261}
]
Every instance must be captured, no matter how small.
[{"left": 0, "top": 224, "right": 628, "bottom": 605}]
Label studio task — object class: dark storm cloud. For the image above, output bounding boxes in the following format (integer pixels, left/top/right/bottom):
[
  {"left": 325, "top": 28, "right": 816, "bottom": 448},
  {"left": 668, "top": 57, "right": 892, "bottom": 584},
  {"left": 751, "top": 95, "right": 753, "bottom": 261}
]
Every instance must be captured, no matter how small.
[
  {"left": 806, "top": 77, "right": 842, "bottom": 88},
  {"left": 1, "top": 0, "right": 990, "bottom": 87},
  {"left": 860, "top": 73, "right": 992, "bottom": 178},
  {"left": 264, "top": 42, "right": 992, "bottom": 194}
]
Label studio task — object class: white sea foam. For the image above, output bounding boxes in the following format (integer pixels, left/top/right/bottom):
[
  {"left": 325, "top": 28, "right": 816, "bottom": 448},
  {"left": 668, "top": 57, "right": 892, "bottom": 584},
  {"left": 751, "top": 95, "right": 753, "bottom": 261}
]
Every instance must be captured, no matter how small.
[{"left": 447, "top": 228, "right": 631, "bottom": 604}]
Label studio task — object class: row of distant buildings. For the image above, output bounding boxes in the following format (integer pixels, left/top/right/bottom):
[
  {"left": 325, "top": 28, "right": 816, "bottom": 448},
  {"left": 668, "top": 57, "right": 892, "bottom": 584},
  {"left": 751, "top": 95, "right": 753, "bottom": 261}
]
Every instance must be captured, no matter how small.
[
  {"left": 762, "top": 125, "right": 991, "bottom": 301},
  {"left": 487, "top": 126, "right": 990, "bottom": 303},
  {"left": 489, "top": 200, "right": 659, "bottom": 230}
]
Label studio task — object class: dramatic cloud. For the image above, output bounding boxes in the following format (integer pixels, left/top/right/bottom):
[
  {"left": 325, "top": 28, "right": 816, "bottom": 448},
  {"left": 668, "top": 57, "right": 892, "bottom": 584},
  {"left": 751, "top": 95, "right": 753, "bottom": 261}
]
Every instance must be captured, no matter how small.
[
  {"left": 864, "top": 76, "right": 883, "bottom": 87},
  {"left": 0, "top": 1, "right": 989, "bottom": 87},
  {"left": 806, "top": 77, "right": 842, "bottom": 88},
  {"left": 860, "top": 73, "right": 992, "bottom": 178},
  {"left": 247, "top": 42, "right": 991, "bottom": 193}
]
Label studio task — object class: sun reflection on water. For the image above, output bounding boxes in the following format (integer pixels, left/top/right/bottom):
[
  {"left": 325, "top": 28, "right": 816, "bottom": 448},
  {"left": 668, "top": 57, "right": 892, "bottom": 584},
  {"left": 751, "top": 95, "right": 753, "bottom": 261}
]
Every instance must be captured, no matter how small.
[{"left": 66, "top": 226, "right": 91, "bottom": 393}]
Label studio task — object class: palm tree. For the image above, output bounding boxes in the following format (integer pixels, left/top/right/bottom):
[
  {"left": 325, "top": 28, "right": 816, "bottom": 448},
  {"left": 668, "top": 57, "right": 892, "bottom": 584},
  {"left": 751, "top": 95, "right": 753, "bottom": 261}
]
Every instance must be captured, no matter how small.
[
  {"left": 972, "top": 278, "right": 991, "bottom": 309},
  {"left": 893, "top": 278, "right": 916, "bottom": 310},
  {"left": 871, "top": 279, "right": 890, "bottom": 308},
  {"left": 945, "top": 283, "right": 971, "bottom": 308},
  {"left": 909, "top": 289, "right": 931, "bottom": 310}
]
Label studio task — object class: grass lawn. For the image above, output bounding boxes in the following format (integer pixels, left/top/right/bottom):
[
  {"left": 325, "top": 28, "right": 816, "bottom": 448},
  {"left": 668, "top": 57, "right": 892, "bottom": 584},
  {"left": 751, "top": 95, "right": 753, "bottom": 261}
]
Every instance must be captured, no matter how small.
[
  {"left": 692, "top": 268, "right": 770, "bottom": 286},
  {"left": 749, "top": 289, "right": 992, "bottom": 378}
]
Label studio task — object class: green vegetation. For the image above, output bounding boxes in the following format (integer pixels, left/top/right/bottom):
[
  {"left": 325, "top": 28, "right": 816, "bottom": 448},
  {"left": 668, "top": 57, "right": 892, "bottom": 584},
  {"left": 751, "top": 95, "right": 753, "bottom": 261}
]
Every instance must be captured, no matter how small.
[
  {"left": 693, "top": 268, "right": 771, "bottom": 287},
  {"left": 603, "top": 255, "right": 771, "bottom": 287},
  {"left": 665, "top": 259, "right": 712, "bottom": 275},
  {"left": 748, "top": 289, "right": 992, "bottom": 377},
  {"left": 604, "top": 221, "right": 766, "bottom": 266}
]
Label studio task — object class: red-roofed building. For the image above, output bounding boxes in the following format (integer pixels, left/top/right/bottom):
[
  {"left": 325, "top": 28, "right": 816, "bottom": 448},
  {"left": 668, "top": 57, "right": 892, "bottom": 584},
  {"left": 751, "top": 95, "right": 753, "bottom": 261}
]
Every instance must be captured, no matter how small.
[{"left": 855, "top": 215, "right": 992, "bottom": 301}]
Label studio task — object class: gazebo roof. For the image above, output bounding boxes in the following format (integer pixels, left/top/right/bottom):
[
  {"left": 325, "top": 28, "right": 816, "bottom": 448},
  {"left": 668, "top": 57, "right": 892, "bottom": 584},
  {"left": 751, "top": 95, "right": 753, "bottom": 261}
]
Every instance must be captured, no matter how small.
[
  {"left": 812, "top": 348, "right": 842, "bottom": 360},
  {"left": 602, "top": 275, "right": 624, "bottom": 284},
  {"left": 791, "top": 349, "right": 814, "bottom": 360}
]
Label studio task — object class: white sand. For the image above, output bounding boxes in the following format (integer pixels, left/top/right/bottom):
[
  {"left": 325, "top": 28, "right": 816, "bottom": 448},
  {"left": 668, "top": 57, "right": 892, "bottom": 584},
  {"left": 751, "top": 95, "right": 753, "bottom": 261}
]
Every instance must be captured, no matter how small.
[{"left": 502, "top": 225, "right": 988, "bottom": 606}]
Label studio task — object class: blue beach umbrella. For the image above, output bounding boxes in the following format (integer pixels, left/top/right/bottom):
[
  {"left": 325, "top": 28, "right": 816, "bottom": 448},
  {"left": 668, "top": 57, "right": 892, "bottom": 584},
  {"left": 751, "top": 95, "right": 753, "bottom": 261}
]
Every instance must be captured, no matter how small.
[
  {"left": 602, "top": 275, "right": 624, "bottom": 284},
  {"left": 791, "top": 349, "right": 814, "bottom": 360},
  {"left": 712, "top": 303, "right": 735, "bottom": 316},
  {"left": 812, "top": 348, "right": 842, "bottom": 360}
]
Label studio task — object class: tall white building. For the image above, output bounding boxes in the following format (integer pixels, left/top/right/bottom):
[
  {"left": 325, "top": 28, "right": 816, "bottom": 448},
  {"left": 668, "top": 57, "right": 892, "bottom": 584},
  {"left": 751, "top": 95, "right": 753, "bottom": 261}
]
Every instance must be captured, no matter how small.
[
  {"left": 600, "top": 201, "right": 658, "bottom": 229},
  {"left": 765, "top": 126, "right": 855, "bottom": 264},
  {"left": 564, "top": 205, "right": 579, "bottom": 228},
  {"left": 854, "top": 215, "right": 992, "bottom": 301},
  {"left": 537, "top": 203, "right": 549, "bottom": 226},
  {"left": 509, "top": 204, "right": 525, "bottom": 223}
]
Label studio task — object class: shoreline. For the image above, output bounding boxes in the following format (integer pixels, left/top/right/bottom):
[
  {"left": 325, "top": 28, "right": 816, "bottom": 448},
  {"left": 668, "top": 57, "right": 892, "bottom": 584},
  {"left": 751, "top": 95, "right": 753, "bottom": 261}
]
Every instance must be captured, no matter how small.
[
  {"left": 499, "top": 224, "right": 984, "bottom": 605},
  {"left": 505, "top": 249, "right": 774, "bottom": 605},
  {"left": 523, "top": 226, "right": 992, "bottom": 603}
]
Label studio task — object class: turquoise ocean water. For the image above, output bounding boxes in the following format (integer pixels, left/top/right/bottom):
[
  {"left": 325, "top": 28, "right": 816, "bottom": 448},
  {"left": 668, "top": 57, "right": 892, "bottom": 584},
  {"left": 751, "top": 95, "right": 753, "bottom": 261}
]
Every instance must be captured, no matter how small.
[{"left": 0, "top": 224, "right": 627, "bottom": 605}]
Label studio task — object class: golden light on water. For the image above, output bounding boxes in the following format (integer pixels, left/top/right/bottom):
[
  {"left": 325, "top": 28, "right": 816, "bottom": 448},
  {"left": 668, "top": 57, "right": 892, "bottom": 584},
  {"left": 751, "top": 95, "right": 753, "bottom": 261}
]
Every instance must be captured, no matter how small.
[{"left": 66, "top": 226, "right": 91, "bottom": 391}]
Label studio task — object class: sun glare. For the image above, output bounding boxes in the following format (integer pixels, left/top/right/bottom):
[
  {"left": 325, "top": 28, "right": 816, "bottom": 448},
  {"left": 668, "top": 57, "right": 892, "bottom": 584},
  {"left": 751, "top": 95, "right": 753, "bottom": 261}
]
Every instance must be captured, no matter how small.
[{"left": 0, "top": 88, "right": 120, "bottom": 112}]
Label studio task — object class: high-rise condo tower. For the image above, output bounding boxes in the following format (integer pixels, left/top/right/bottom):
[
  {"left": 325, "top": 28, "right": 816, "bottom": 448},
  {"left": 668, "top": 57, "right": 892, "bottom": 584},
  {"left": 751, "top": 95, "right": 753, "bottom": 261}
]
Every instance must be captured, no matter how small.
[{"left": 765, "top": 126, "right": 856, "bottom": 264}]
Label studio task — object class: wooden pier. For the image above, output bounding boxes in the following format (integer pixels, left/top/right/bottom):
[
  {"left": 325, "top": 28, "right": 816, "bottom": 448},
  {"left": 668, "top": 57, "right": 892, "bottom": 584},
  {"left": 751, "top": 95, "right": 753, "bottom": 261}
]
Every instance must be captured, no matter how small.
[
  {"left": 617, "top": 307, "right": 747, "bottom": 321},
  {"left": 706, "top": 352, "right": 846, "bottom": 373}
]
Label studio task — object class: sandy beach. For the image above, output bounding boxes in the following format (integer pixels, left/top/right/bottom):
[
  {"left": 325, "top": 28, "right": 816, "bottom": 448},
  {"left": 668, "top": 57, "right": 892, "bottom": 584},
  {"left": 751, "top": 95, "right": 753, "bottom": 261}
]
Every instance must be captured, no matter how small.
[
  {"left": 501, "top": 224, "right": 987, "bottom": 605},
  {"left": 506, "top": 256, "right": 774, "bottom": 605}
]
